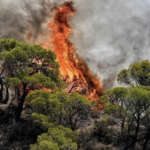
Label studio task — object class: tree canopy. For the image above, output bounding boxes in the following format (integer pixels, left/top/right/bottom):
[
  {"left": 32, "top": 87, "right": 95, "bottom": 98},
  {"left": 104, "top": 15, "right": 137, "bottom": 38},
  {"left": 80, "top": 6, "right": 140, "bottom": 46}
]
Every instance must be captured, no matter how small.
[
  {"left": 0, "top": 38, "right": 64, "bottom": 119},
  {"left": 100, "top": 60, "right": 150, "bottom": 149},
  {"left": 30, "top": 125, "right": 77, "bottom": 150},
  {"left": 117, "top": 60, "right": 150, "bottom": 86},
  {"left": 27, "top": 90, "right": 93, "bottom": 130}
]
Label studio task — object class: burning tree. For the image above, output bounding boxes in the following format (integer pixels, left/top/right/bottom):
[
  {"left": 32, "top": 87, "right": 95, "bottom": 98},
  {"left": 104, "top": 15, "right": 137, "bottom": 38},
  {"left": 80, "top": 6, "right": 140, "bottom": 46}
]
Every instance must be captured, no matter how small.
[
  {"left": 0, "top": 38, "right": 64, "bottom": 119},
  {"left": 42, "top": 2, "right": 103, "bottom": 100}
]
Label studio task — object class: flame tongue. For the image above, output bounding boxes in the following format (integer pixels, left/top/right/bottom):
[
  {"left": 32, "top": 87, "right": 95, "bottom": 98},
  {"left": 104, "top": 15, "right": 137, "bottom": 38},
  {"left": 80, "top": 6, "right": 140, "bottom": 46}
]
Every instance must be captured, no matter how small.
[
  {"left": 49, "top": 2, "right": 78, "bottom": 80},
  {"left": 42, "top": 2, "right": 103, "bottom": 100}
]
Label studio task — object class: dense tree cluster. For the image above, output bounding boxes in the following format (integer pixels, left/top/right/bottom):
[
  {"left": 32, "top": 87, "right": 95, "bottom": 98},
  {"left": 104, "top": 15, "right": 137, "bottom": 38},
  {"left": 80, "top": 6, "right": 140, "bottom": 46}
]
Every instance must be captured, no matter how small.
[
  {"left": 30, "top": 125, "right": 77, "bottom": 150},
  {"left": 27, "top": 91, "right": 92, "bottom": 130},
  {"left": 1, "top": 39, "right": 150, "bottom": 150},
  {"left": 0, "top": 38, "right": 65, "bottom": 119},
  {"left": 0, "top": 39, "right": 95, "bottom": 150},
  {"left": 99, "top": 60, "right": 150, "bottom": 149}
]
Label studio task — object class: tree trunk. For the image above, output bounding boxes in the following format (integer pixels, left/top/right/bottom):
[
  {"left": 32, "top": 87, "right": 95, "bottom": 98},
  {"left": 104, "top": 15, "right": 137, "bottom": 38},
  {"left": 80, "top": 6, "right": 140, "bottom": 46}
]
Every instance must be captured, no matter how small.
[
  {"left": 132, "top": 115, "right": 140, "bottom": 147},
  {"left": 15, "top": 84, "right": 28, "bottom": 120},
  {"left": 143, "top": 115, "right": 150, "bottom": 150},
  {"left": 0, "top": 79, "right": 9, "bottom": 104},
  {"left": 0, "top": 79, "right": 3, "bottom": 101},
  {"left": 121, "top": 118, "right": 125, "bottom": 136},
  {"left": 125, "top": 115, "right": 140, "bottom": 149},
  {"left": 3, "top": 84, "right": 9, "bottom": 104}
]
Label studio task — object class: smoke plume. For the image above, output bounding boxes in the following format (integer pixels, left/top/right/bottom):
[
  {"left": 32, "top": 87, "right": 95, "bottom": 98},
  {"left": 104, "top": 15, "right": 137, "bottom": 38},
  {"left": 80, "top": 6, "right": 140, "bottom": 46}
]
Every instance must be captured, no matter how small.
[
  {"left": 71, "top": 0, "right": 150, "bottom": 89},
  {"left": 0, "top": 0, "right": 150, "bottom": 89},
  {"left": 0, "top": 0, "right": 66, "bottom": 42}
]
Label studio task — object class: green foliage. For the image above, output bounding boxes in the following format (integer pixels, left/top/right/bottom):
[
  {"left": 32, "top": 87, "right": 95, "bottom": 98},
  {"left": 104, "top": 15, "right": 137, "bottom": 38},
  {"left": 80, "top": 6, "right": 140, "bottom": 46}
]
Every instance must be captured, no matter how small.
[
  {"left": 0, "top": 38, "right": 61, "bottom": 88},
  {"left": 27, "top": 91, "right": 84, "bottom": 150},
  {"left": 102, "top": 86, "right": 150, "bottom": 148},
  {"left": 6, "top": 77, "right": 21, "bottom": 86},
  {"left": 30, "top": 126, "right": 77, "bottom": 150},
  {"left": 105, "top": 102, "right": 117, "bottom": 115},
  {"left": 117, "top": 60, "right": 150, "bottom": 86},
  {"left": 31, "top": 113, "right": 55, "bottom": 129},
  {"left": 102, "top": 87, "right": 127, "bottom": 104},
  {"left": 27, "top": 91, "right": 92, "bottom": 130},
  {"left": 31, "top": 140, "right": 59, "bottom": 150},
  {"left": 0, "top": 38, "right": 65, "bottom": 118},
  {"left": 99, "top": 60, "right": 150, "bottom": 149},
  {"left": 125, "top": 87, "right": 150, "bottom": 115},
  {"left": 103, "top": 86, "right": 150, "bottom": 122}
]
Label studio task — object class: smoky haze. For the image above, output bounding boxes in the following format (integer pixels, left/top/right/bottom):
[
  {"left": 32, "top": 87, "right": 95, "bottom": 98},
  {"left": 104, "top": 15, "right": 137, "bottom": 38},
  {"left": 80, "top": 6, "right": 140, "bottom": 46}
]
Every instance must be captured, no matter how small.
[
  {"left": 0, "top": 0, "right": 66, "bottom": 42},
  {"left": 0, "top": 0, "right": 150, "bottom": 89},
  {"left": 71, "top": 0, "right": 150, "bottom": 89}
]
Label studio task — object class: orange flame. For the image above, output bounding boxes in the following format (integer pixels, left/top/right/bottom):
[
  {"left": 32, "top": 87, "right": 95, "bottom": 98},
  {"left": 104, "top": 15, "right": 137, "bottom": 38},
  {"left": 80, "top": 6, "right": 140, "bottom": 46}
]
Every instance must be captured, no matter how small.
[{"left": 42, "top": 2, "right": 103, "bottom": 100}]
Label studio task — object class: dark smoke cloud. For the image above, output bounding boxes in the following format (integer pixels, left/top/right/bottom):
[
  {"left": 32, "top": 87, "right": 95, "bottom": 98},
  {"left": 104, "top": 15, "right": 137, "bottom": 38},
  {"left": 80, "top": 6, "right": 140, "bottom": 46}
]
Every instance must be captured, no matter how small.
[
  {"left": 0, "top": 0, "right": 150, "bottom": 89},
  {"left": 71, "top": 0, "right": 150, "bottom": 88},
  {"left": 0, "top": 0, "right": 66, "bottom": 42},
  {"left": 0, "top": 0, "right": 26, "bottom": 40}
]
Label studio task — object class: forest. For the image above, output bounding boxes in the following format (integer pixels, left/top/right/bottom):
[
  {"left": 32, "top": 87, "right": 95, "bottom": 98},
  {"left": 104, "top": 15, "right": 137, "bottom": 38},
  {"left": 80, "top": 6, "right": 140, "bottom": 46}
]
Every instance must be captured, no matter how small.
[{"left": 1, "top": 39, "right": 150, "bottom": 150}]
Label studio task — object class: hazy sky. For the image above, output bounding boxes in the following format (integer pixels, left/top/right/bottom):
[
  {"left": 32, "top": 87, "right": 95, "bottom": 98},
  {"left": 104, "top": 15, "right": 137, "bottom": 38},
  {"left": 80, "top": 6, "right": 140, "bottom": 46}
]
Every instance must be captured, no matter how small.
[{"left": 71, "top": 0, "right": 150, "bottom": 88}]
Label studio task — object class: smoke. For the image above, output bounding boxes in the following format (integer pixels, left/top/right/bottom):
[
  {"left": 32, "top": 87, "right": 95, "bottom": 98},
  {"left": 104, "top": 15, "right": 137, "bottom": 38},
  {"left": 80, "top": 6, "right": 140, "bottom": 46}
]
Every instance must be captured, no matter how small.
[
  {"left": 71, "top": 0, "right": 150, "bottom": 89},
  {"left": 0, "top": 0, "right": 66, "bottom": 42},
  {"left": 0, "top": 0, "right": 150, "bottom": 89}
]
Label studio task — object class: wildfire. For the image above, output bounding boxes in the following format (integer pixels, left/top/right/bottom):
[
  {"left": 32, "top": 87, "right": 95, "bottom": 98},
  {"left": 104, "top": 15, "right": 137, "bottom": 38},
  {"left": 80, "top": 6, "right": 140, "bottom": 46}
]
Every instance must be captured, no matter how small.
[{"left": 42, "top": 2, "right": 103, "bottom": 100}]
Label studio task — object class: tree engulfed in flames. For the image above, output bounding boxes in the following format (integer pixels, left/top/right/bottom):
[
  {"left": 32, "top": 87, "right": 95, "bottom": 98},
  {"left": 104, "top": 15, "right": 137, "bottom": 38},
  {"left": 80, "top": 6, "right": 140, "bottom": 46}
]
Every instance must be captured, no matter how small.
[{"left": 42, "top": 2, "right": 103, "bottom": 101}]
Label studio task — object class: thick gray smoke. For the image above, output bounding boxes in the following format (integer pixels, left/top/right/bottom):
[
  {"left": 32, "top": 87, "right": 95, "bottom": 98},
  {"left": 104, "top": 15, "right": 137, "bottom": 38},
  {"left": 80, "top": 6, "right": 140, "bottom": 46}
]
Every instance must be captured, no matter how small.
[
  {"left": 0, "top": 0, "right": 66, "bottom": 42},
  {"left": 0, "top": 0, "right": 150, "bottom": 89},
  {"left": 71, "top": 0, "right": 150, "bottom": 88}
]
